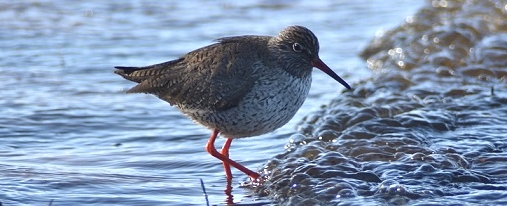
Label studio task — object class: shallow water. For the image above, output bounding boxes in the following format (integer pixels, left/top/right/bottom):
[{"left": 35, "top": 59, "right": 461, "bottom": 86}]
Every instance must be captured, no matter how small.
[
  {"left": 256, "top": 0, "right": 507, "bottom": 205},
  {"left": 1, "top": 0, "right": 485, "bottom": 205}
]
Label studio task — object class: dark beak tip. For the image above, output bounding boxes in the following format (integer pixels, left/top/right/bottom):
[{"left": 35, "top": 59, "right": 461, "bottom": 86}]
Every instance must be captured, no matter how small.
[
  {"left": 342, "top": 83, "right": 352, "bottom": 91},
  {"left": 312, "top": 58, "right": 352, "bottom": 91}
]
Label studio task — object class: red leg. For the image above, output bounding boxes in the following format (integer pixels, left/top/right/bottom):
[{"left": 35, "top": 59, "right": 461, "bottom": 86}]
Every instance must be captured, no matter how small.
[
  {"left": 221, "top": 138, "right": 233, "bottom": 180},
  {"left": 205, "top": 129, "right": 260, "bottom": 180}
]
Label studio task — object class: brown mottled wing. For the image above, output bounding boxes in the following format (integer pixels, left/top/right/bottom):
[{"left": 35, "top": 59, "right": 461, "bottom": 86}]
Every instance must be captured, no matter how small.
[{"left": 114, "top": 36, "right": 270, "bottom": 111}]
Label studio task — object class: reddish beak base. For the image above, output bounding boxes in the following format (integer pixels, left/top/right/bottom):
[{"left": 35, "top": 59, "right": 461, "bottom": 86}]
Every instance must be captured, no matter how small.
[{"left": 312, "top": 58, "right": 352, "bottom": 90}]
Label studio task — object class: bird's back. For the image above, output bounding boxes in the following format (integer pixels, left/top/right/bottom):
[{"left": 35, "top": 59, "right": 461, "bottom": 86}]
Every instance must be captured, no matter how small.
[{"left": 114, "top": 36, "right": 273, "bottom": 111}]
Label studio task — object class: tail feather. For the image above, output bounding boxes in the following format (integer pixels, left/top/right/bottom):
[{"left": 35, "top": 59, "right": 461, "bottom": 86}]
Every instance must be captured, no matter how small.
[
  {"left": 114, "top": 66, "right": 143, "bottom": 74},
  {"left": 114, "top": 58, "right": 184, "bottom": 83},
  {"left": 114, "top": 66, "right": 149, "bottom": 83}
]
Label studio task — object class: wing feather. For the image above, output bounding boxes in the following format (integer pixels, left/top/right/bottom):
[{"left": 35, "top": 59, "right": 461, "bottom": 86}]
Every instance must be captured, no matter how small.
[{"left": 114, "top": 36, "right": 271, "bottom": 111}]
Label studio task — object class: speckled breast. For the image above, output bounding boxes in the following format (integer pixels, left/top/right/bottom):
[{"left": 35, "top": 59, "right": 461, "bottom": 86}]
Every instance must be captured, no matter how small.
[{"left": 182, "top": 72, "right": 312, "bottom": 138}]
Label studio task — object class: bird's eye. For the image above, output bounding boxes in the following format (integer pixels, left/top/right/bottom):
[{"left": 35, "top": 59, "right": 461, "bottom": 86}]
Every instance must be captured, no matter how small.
[{"left": 292, "top": 43, "right": 303, "bottom": 52}]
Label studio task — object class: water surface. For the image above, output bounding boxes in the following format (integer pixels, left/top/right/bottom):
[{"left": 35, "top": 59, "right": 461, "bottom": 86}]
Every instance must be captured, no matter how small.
[
  {"left": 256, "top": 0, "right": 507, "bottom": 205},
  {"left": 1, "top": 1, "right": 436, "bottom": 205}
]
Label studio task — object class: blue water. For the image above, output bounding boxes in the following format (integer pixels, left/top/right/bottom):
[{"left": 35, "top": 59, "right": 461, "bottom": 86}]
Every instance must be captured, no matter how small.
[{"left": 1, "top": 1, "right": 424, "bottom": 205}]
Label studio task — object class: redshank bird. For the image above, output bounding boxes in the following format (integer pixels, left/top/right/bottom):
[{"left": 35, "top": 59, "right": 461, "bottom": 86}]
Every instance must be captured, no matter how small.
[{"left": 114, "top": 25, "right": 351, "bottom": 181}]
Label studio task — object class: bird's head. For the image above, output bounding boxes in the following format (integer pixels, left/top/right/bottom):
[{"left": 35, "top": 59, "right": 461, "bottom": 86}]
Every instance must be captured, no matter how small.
[{"left": 270, "top": 25, "right": 351, "bottom": 90}]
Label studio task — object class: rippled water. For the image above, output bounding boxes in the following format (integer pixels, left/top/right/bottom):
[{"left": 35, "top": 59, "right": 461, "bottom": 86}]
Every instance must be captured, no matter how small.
[
  {"left": 256, "top": 0, "right": 507, "bottom": 205},
  {"left": 8, "top": 0, "right": 501, "bottom": 205}
]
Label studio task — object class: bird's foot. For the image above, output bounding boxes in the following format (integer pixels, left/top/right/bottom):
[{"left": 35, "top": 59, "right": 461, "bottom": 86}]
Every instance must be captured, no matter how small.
[{"left": 240, "top": 172, "right": 264, "bottom": 187}]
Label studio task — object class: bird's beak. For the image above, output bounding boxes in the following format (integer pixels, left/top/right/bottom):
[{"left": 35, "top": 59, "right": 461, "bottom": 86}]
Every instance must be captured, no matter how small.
[{"left": 312, "top": 58, "right": 352, "bottom": 90}]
